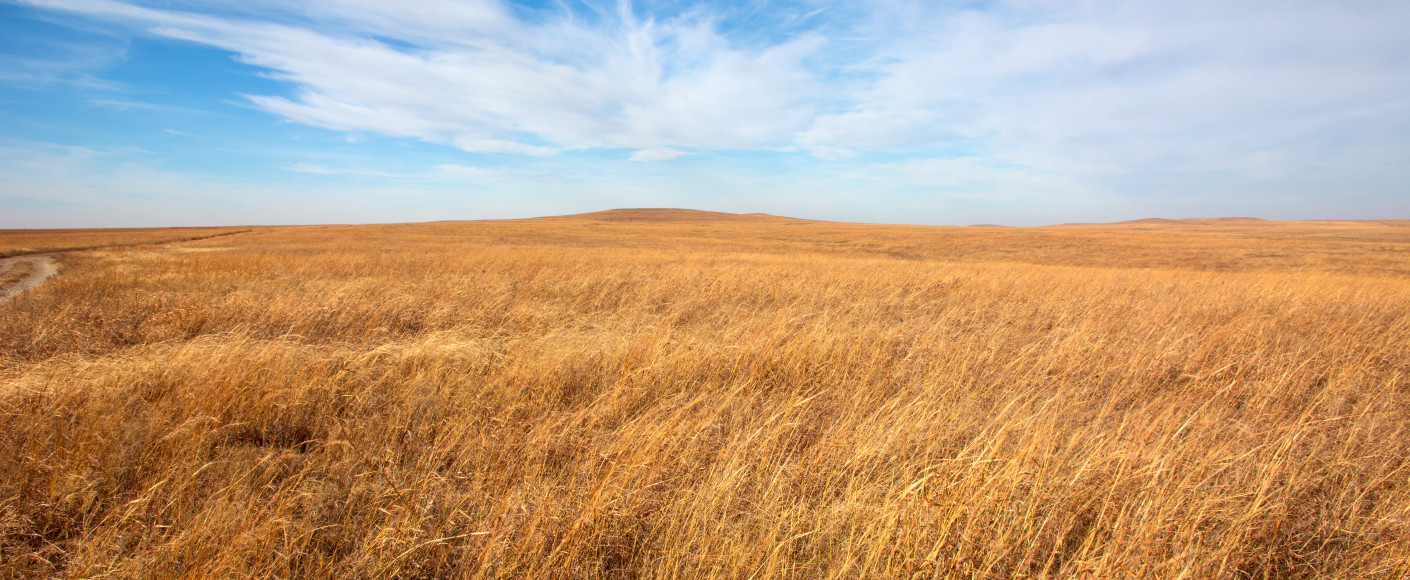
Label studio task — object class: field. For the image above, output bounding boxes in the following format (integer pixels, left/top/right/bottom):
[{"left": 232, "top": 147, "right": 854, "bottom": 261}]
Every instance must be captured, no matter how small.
[
  {"left": 2, "top": 209, "right": 1409, "bottom": 578},
  {"left": 0, "top": 227, "right": 251, "bottom": 259}
]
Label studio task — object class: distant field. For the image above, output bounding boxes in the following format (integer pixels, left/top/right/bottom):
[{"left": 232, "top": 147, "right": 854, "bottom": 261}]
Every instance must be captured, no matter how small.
[
  {"left": 2, "top": 210, "right": 1409, "bottom": 578},
  {"left": 0, "top": 226, "right": 251, "bottom": 258}
]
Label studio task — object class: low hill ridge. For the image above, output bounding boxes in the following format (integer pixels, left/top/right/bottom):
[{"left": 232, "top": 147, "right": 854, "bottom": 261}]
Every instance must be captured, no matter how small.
[
  {"left": 527, "top": 209, "right": 1406, "bottom": 231},
  {"left": 542, "top": 208, "right": 805, "bottom": 223}
]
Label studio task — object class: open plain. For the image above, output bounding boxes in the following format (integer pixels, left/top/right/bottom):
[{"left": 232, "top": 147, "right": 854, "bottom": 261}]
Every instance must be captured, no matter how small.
[{"left": 2, "top": 210, "right": 1409, "bottom": 578}]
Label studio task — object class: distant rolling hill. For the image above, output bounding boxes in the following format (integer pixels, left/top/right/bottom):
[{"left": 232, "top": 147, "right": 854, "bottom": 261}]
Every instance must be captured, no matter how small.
[
  {"left": 1057, "top": 216, "right": 1409, "bottom": 229},
  {"left": 539, "top": 208, "right": 809, "bottom": 223},
  {"left": 534, "top": 209, "right": 1408, "bottom": 232}
]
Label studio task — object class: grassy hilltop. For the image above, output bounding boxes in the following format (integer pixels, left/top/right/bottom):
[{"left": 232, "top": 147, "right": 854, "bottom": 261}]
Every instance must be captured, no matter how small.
[{"left": 3, "top": 210, "right": 1409, "bottom": 578}]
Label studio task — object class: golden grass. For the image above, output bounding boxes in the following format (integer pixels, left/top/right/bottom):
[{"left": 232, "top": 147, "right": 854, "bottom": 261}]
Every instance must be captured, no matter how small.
[
  {"left": 2, "top": 210, "right": 1409, "bottom": 578},
  {"left": 0, "top": 227, "right": 252, "bottom": 258}
]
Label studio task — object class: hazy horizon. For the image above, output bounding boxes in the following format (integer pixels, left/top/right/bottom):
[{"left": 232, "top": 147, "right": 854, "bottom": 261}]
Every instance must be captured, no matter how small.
[
  {"left": 3, "top": 0, "right": 1407, "bottom": 228},
  {"left": 10, "top": 206, "right": 1409, "bottom": 232}
]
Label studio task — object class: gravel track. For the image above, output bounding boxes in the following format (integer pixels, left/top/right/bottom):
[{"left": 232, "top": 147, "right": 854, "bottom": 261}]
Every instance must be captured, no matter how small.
[{"left": 0, "top": 254, "right": 58, "bottom": 304}]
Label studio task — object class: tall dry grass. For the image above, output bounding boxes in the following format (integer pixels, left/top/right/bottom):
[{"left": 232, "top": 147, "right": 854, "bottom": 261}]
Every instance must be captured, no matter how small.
[{"left": 2, "top": 211, "right": 1408, "bottom": 578}]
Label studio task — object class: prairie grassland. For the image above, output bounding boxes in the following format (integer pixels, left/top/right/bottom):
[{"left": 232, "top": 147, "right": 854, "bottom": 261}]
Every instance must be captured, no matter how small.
[
  {"left": 0, "top": 226, "right": 251, "bottom": 258},
  {"left": 2, "top": 210, "right": 1409, "bottom": 578}
]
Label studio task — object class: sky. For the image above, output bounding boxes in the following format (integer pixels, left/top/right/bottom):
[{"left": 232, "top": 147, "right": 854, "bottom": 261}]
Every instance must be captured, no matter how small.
[{"left": 1, "top": 0, "right": 1407, "bottom": 227}]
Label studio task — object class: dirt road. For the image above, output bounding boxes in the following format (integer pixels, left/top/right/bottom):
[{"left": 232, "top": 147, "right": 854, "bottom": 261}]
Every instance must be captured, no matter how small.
[{"left": 0, "top": 254, "right": 57, "bottom": 304}]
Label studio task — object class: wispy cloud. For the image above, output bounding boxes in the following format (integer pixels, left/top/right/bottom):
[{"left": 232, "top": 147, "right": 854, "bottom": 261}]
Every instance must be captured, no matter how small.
[
  {"left": 6, "top": 0, "right": 1409, "bottom": 224},
  {"left": 283, "top": 161, "right": 497, "bottom": 180},
  {"left": 23, "top": 1, "right": 1405, "bottom": 157},
  {"left": 628, "top": 147, "right": 685, "bottom": 162},
  {"left": 20, "top": 0, "right": 825, "bottom": 160},
  {"left": 283, "top": 162, "right": 338, "bottom": 174},
  {"left": 435, "top": 163, "right": 494, "bottom": 177}
]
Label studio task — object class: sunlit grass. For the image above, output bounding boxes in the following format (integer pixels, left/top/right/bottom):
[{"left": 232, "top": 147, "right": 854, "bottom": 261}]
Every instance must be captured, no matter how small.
[
  {"left": 0, "top": 227, "right": 250, "bottom": 258},
  {"left": 3, "top": 211, "right": 1408, "bottom": 578}
]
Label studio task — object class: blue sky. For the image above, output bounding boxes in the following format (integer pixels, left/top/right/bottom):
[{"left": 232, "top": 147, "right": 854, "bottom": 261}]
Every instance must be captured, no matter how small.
[{"left": 2, "top": 0, "right": 1407, "bottom": 227}]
